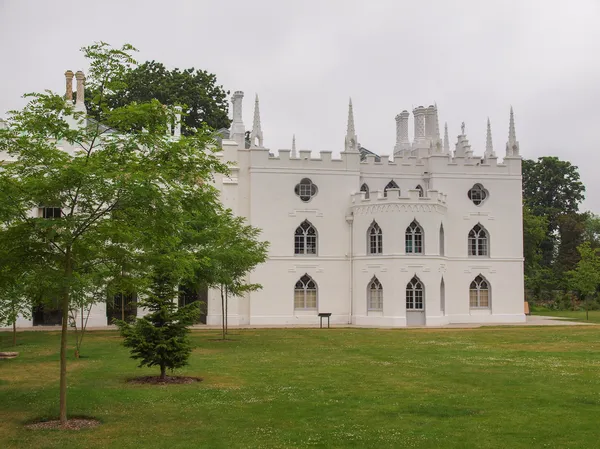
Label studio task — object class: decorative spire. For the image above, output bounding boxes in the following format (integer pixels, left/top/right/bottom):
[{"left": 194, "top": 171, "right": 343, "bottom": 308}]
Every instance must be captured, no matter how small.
[
  {"left": 485, "top": 117, "right": 495, "bottom": 158},
  {"left": 344, "top": 97, "right": 358, "bottom": 152},
  {"left": 443, "top": 122, "right": 450, "bottom": 153},
  {"left": 292, "top": 134, "right": 297, "bottom": 158},
  {"left": 505, "top": 106, "right": 520, "bottom": 157},
  {"left": 250, "top": 94, "right": 264, "bottom": 148}
]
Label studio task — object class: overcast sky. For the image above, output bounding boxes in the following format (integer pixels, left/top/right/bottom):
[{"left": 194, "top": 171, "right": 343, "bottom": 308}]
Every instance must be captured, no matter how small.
[{"left": 1, "top": 0, "right": 599, "bottom": 211}]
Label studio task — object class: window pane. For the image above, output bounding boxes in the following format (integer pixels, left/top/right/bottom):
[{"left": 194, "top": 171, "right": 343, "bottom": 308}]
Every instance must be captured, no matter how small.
[
  {"left": 469, "top": 289, "right": 478, "bottom": 308},
  {"left": 480, "top": 290, "right": 489, "bottom": 308},
  {"left": 306, "top": 290, "right": 317, "bottom": 309},
  {"left": 406, "top": 290, "right": 414, "bottom": 309},
  {"left": 415, "top": 234, "right": 422, "bottom": 253},
  {"left": 415, "top": 289, "right": 423, "bottom": 310},
  {"left": 294, "top": 290, "right": 305, "bottom": 309}
]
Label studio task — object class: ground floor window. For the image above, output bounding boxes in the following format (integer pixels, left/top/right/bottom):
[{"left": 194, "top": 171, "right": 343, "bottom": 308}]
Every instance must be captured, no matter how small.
[
  {"left": 406, "top": 276, "right": 424, "bottom": 310},
  {"left": 367, "top": 276, "right": 383, "bottom": 311},
  {"left": 469, "top": 275, "right": 490, "bottom": 308},
  {"left": 294, "top": 274, "right": 317, "bottom": 310}
]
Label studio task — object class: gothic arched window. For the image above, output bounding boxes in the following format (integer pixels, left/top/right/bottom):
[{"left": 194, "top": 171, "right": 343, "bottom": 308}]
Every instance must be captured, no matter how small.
[
  {"left": 294, "top": 274, "right": 318, "bottom": 310},
  {"left": 294, "top": 220, "right": 317, "bottom": 255},
  {"left": 367, "top": 276, "right": 383, "bottom": 311},
  {"left": 469, "top": 275, "right": 490, "bottom": 308},
  {"left": 416, "top": 185, "right": 424, "bottom": 197},
  {"left": 360, "top": 183, "right": 370, "bottom": 199},
  {"left": 406, "top": 276, "right": 424, "bottom": 310},
  {"left": 367, "top": 221, "right": 383, "bottom": 255},
  {"left": 384, "top": 180, "right": 399, "bottom": 198},
  {"left": 468, "top": 183, "right": 488, "bottom": 206},
  {"left": 468, "top": 224, "right": 489, "bottom": 256},
  {"left": 294, "top": 178, "right": 318, "bottom": 202},
  {"left": 405, "top": 220, "right": 423, "bottom": 254},
  {"left": 439, "top": 223, "right": 445, "bottom": 256}
]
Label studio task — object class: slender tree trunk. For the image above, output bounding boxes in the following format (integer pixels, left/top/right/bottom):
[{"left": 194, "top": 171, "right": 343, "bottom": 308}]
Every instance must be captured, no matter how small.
[
  {"left": 220, "top": 285, "right": 225, "bottom": 340},
  {"left": 121, "top": 291, "right": 125, "bottom": 322},
  {"left": 160, "top": 364, "right": 166, "bottom": 380},
  {"left": 59, "top": 247, "right": 72, "bottom": 426},
  {"left": 12, "top": 320, "right": 16, "bottom": 346},
  {"left": 225, "top": 285, "right": 228, "bottom": 335}
]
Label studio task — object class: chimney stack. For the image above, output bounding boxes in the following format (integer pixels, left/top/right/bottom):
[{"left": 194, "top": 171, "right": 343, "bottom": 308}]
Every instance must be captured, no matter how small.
[
  {"left": 230, "top": 91, "right": 245, "bottom": 147},
  {"left": 394, "top": 110, "right": 410, "bottom": 153},
  {"left": 74, "top": 71, "right": 86, "bottom": 113},
  {"left": 65, "top": 70, "right": 74, "bottom": 105}
]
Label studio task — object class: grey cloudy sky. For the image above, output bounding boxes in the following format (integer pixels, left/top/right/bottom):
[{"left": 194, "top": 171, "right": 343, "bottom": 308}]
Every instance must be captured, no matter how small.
[{"left": 1, "top": 0, "right": 600, "bottom": 211}]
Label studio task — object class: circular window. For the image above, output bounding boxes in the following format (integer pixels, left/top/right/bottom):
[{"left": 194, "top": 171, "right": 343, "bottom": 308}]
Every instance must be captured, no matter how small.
[
  {"left": 468, "top": 184, "right": 488, "bottom": 206},
  {"left": 294, "top": 178, "right": 318, "bottom": 202}
]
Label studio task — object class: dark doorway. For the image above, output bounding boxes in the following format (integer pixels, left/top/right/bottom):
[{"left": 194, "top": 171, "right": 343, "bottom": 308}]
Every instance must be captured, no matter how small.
[
  {"left": 178, "top": 284, "right": 207, "bottom": 324},
  {"left": 32, "top": 298, "right": 62, "bottom": 326},
  {"left": 106, "top": 292, "right": 138, "bottom": 325}
]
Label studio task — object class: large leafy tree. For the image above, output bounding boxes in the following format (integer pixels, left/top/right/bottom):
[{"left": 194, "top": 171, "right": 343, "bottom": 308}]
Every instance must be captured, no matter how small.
[
  {"left": 86, "top": 61, "right": 230, "bottom": 134},
  {"left": 0, "top": 42, "right": 228, "bottom": 425},
  {"left": 522, "top": 157, "right": 585, "bottom": 267}
]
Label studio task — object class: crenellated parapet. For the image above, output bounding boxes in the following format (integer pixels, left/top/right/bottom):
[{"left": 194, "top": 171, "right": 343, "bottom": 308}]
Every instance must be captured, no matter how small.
[{"left": 351, "top": 188, "right": 447, "bottom": 215}]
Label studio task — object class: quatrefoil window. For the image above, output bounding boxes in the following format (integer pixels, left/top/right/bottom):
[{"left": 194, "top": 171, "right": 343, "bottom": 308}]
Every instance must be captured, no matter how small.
[{"left": 294, "top": 178, "right": 318, "bottom": 202}]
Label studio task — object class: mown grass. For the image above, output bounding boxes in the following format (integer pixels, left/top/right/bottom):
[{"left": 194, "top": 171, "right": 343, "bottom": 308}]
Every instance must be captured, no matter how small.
[
  {"left": 531, "top": 309, "right": 600, "bottom": 323},
  {"left": 1, "top": 326, "right": 600, "bottom": 449}
]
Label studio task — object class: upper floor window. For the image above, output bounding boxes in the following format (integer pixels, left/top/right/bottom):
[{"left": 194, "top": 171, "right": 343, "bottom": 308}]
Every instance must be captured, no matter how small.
[
  {"left": 468, "top": 184, "right": 488, "bottom": 206},
  {"left": 468, "top": 224, "right": 489, "bottom": 256},
  {"left": 405, "top": 220, "right": 423, "bottom": 254},
  {"left": 406, "top": 276, "right": 424, "bottom": 310},
  {"left": 384, "top": 180, "right": 399, "bottom": 198},
  {"left": 367, "top": 276, "right": 383, "bottom": 311},
  {"left": 294, "top": 178, "right": 318, "bottom": 202},
  {"left": 439, "top": 223, "right": 445, "bottom": 256},
  {"left": 39, "top": 207, "right": 62, "bottom": 219},
  {"left": 360, "top": 183, "right": 370, "bottom": 199},
  {"left": 294, "top": 220, "right": 317, "bottom": 255},
  {"left": 416, "top": 185, "right": 424, "bottom": 197},
  {"left": 469, "top": 275, "right": 490, "bottom": 308},
  {"left": 294, "top": 274, "right": 317, "bottom": 310},
  {"left": 367, "top": 221, "right": 383, "bottom": 255}
]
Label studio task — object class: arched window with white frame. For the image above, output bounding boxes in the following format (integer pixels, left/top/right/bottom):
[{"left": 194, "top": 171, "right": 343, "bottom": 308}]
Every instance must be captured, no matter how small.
[
  {"left": 294, "top": 220, "right": 317, "bottom": 255},
  {"left": 469, "top": 275, "right": 490, "bottom": 309},
  {"left": 367, "top": 221, "right": 383, "bottom": 254},
  {"left": 294, "top": 274, "right": 318, "bottom": 310},
  {"left": 468, "top": 223, "right": 489, "bottom": 256},
  {"left": 405, "top": 220, "right": 423, "bottom": 254},
  {"left": 367, "top": 276, "right": 383, "bottom": 311},
  {"left": 416, "top": 185, "right": 424, "bottom": 197},
  {"left": 384, "top": 180, "right": 399, "bottom": 198},
  {"left": 406, "top": 276, "right": 424, "bottom": 310},
  {"left": 360, "top": 183, "right": 370, "bottom": 199}
]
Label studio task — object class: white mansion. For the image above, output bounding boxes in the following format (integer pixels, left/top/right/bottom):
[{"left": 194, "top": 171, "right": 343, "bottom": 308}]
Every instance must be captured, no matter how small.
[
  {"left": 208, "top": 92, "right": 525, "bottom": 327},
  {"left": 3, "top": 72, "right": 525, "bottom": 328}
]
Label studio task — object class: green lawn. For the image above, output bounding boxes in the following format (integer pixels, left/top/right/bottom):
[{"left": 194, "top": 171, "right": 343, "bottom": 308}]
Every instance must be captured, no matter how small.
[
  {"left": 1, "top": 327, "right": 600, "bottom": 449},
  {"left": 531, "top": 309, "right": 600, "bottom": 323}
]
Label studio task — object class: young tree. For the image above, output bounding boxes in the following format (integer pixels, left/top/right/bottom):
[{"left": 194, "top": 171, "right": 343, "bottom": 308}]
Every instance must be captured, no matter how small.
[
  {"left": 0, "top": 42, "right": 228, "bottom": 425},
  {"left": 0, "top": 274, "right": 31, "bottom": 347},
  {"left": 116, "top": 267, "right": 200, "bottom": 380},
  {"left": 568, "top": 242, "right": 600, "bottom": 320}
]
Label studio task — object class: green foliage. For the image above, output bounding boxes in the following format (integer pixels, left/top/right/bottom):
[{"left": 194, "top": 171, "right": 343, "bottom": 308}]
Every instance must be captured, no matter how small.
[
  {"left": 86, "top": 60, "right": 230, "bottom": 133},
  {"left": 0, "top": 41, "right": 230, "bottom": 422},
  {"left": 522, "top": 157, "right": 585, "bottom": 268},
  {"left": 568, "top": 242, "right": 600, "bottom": 299},
  {"left": 116, "top": 269, "right": 200, "bottom": 379}
]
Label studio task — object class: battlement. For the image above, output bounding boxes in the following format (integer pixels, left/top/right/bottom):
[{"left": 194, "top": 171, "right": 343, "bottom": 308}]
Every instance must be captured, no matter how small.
[
  {"left": 350, "top": 188, "right": 447, "bottom": 215},
  {"left": 351, "top": 188, "right": 447, "bottom": 205}
]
